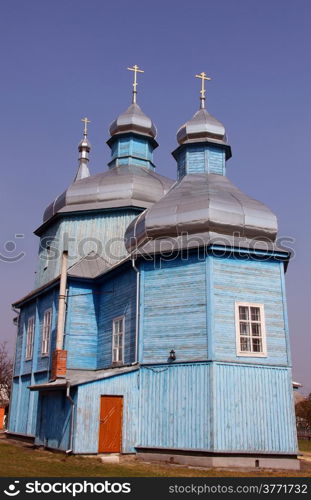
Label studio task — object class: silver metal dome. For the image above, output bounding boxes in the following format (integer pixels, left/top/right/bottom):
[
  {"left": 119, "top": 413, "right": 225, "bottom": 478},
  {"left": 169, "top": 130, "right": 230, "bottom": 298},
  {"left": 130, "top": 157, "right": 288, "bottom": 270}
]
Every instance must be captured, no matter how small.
[
  {"left": 125, "top": 173, "right": 278, "bottom": 253},
  {"left": 109, "top": 103, "right": 157, "bottom": 139},
  {"left": 177, "top": 108, "right": 228, "bottom": 146},
  {"left": 42, "top": 165, "right": 173, "bottom": 225}
]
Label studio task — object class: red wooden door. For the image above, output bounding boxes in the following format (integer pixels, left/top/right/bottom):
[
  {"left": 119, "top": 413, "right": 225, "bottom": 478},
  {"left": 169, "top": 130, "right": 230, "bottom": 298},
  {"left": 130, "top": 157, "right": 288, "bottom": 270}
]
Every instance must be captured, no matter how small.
[{"left": 98, "top": 396, "right": 123, "bottom": 453}]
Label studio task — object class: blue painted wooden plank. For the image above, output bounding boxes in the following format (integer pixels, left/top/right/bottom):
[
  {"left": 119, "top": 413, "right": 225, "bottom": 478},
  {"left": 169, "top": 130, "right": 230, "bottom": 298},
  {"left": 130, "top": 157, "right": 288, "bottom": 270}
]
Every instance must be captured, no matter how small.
[
  {"left": 75, "top": 371, "right": 139, "bottom": 453},
  {"left": 213, "top": 363, "right": 297, "bottom": 453},
  {"left": 142, "top": 256, "right": 207, "bottom": 364}
]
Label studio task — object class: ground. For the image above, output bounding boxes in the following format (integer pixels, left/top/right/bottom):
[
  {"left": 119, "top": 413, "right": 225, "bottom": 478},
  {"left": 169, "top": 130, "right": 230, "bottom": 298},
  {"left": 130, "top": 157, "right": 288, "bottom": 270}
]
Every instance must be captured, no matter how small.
[{"left": 0, "top": 434, "right": 310, "bottom": 477}]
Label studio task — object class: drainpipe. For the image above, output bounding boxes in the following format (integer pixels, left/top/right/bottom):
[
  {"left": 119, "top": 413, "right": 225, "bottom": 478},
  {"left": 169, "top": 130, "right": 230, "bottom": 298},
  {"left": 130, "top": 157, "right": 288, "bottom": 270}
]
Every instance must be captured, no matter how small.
[
  {"left": 131, "top": 257, "right": 140, "bottom": 364},
  {"left": 51, "top": 250, "right": 68, "bottom": 380},
  {"left": 66, "top": 381, "right": 75, "bottom": 454},
  {"left": 56, "top": 250, "right": 68, "bottom": 350}
]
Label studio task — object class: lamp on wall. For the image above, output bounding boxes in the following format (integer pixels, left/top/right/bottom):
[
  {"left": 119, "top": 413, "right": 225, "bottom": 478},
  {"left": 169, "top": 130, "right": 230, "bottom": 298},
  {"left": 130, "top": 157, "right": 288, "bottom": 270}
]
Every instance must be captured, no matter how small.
[{"left": 169, "top": 349, "right": 176, "bottom": 361}]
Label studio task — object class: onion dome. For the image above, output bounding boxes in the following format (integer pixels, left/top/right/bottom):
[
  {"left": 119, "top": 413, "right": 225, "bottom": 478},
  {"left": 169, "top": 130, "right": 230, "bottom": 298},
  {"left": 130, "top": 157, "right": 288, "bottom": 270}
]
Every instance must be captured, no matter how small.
[
  {"left": 42, "top": 165, "right": 173, "bottom": 225},
  {"left": 109, "top": 102, "right": 157, "bottom": 139},
  {"left": 177, "top": 108, "right": 227, "bottom": 146},
  {"left": 125, "top": 173, "right": 278, "bottom": 254},
  {"left": 176, "top": 71, "right": 231, "bottom": 159}
]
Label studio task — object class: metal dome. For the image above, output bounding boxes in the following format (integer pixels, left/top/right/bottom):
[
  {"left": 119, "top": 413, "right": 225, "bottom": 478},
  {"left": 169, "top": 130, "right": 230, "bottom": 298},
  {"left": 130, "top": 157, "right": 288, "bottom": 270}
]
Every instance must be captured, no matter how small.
[
  {"left": 125, "top": 173, "right": 278, "bottom": 253},
  {"left": 109, "top": 103, "right": 157, "bottom": 139},
  {"left": 42, "top": 164, "right": 173, "bottom": 224},
  {"left": 177, "top": 108, "right": 229, "bottom": 147}
]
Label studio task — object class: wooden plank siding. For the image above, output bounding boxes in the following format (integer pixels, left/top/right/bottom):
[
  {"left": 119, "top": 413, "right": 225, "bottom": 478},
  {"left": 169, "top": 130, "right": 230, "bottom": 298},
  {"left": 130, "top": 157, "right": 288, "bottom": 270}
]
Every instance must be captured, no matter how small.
[
  {"left": 97, "top": 268, "right": 136, "bottom": 369},
  {"left": 75, "top": 370, "right": 139, "bottom": 454},
  {"left": 213, "top": 363, "right": 297, "bottom": 453},
  {"left": 35, "top": 210, "right": 139, "bottom": 288},
  {"left": 35, "top": 388, "right": 76, "bottom": 451},
  {"left": 141, "top": 256, "right": 207, "bottom": 364},
  {"left": 139, "top": 363, "right": 212, "bottom": 450},
  {"left": 212, "top": 256, "right": 289, "bottom": 365},
  {"left": 177, "top": 145, "right": 226, "bottom": 179},
  {"left": 65, "top": 282, "right": 98, "bottom": 370}
]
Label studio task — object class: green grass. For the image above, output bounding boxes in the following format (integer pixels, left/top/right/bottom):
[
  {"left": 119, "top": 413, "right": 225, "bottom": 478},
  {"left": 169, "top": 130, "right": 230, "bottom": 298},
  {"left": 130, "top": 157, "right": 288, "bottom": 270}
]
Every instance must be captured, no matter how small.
[
  {"left": 0, "top": 439, "right": 310, "bottom": 477},
  {"left": 298, "top": 439, "right": 311, "bottom": 453}
]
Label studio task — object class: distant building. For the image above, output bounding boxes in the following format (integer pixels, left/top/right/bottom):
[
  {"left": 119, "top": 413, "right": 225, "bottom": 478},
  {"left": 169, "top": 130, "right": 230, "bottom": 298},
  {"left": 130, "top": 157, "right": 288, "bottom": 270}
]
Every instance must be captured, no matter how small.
[
  {"left": 293, "top": 381, "right": 305, "bottom": 405},
  {"left": 0, "top": 386, "right": 9, "bottom": 430},
  {"left": 7, "top": 70, "right": 299, "bottom": 469}
]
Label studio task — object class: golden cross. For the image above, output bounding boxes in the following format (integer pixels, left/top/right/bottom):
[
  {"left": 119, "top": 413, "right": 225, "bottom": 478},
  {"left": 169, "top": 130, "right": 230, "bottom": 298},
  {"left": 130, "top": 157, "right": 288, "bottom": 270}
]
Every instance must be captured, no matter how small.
[
  {"left": 81, "top": 117, "right": 91, "bottom": 135},
  {"left": 127, "top": 64, "right": 144, "bottom": 103},
  {"left": 195, "top": 72, "right": 211, "bottom": 108}
]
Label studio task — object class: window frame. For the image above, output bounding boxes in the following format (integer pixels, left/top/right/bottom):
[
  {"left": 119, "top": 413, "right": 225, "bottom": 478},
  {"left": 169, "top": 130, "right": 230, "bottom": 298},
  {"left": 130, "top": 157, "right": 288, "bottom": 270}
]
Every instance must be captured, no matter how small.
[
  {"left": 25, "top": 316, "right": 35, "bottom": 361},
  {"left": 112, "top": 316, "right": 125, "bottom": 365},
  {"left": 41, "top": 308, "right": 52, "bottom": 357},
  {"left": 235, "top": 302, "right": 267, "bottom": 357}
]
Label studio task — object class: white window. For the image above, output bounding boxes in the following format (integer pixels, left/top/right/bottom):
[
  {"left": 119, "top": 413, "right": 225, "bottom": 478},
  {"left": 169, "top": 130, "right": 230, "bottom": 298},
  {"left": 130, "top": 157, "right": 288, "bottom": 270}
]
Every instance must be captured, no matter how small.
[
  {"left": 41, "top": 309, "right": 52, "bottom": 356},
  {"left": 112, "top": 316, "right": 124, "bottom": 364},
  {"left": 25, "top": 316, "right": 35, "bottom": 360},
  {"left": 235, "top": 303, "right": 267, "bottom": 357}
]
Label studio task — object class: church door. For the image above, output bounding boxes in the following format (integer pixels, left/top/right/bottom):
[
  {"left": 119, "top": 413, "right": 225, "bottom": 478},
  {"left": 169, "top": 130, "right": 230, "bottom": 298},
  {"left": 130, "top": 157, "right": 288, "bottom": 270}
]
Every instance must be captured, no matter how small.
[{"left": 98, "top": 395, "right": 123, "bottom": 453}]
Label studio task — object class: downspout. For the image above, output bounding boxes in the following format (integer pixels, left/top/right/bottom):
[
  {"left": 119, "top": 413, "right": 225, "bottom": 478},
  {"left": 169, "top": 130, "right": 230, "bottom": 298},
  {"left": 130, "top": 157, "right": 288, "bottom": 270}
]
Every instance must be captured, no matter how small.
[
  {"left": 65, "top": 381, "right": 75, "bottom": 454},
  {"left": 56, "top": 250, "right": 68, "bottom": 350},
  {"left": 131, "top": 257, "right": 140, "bottom": 364}
]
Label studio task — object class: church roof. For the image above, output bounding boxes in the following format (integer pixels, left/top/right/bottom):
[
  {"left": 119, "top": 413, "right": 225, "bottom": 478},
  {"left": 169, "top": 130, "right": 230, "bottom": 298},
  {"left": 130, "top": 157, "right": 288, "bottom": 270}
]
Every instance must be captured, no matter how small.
[
  {"left": 42, "top": 164, "right": 173, "bottom": 225},
  {"left": 109, "top": 102, "right": 157, "bottom": 139},
  {"left": 175, "top": 107, "right": 232, "bottom": 160},
  {"left": 125, "top": 173, "right": 278, "bottom": 253},
  {"left": 67, "top": 252, "right": 111, "bottom": 279}
]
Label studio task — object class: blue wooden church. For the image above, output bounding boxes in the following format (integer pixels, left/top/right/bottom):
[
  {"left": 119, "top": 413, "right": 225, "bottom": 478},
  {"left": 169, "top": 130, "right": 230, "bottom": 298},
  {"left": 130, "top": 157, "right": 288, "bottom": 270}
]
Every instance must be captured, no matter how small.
[{"left": 8, "top": 68, "right": 299, "bottom": 469}]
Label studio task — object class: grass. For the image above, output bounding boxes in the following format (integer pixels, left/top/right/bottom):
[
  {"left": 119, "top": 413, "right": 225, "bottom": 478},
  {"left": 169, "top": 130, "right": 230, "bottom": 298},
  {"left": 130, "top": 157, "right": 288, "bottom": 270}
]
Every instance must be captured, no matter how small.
[
  {"left": 0, "top": 438, "right": 310, "bottom": 477},
  {"left": 298, "top": 439, "right": 311, "bottom": 453}
]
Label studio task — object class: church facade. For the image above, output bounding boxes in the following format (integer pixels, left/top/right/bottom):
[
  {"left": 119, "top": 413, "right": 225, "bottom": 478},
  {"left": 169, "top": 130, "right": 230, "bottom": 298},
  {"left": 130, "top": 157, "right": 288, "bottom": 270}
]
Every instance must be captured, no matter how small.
[{"left": 8, "top": 70, "right": 299, "bottom": 469}]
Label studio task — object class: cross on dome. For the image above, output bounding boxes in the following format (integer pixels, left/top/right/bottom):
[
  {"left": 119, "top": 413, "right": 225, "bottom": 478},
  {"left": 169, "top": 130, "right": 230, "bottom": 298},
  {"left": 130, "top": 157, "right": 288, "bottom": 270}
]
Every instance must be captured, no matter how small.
[
  {"left": 195, "top": 72, "right": 211, "bottom": 109},
  {"left": 127, "top": 64, "right": 144, "bottom": 104}
]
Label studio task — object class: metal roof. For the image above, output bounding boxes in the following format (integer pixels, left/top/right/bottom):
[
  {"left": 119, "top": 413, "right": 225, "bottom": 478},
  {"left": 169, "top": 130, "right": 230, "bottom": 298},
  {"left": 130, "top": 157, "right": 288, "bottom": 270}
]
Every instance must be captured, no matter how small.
[
  {"left": 125, "top": 173, "right": 278, "bottom": 253},
  {"left": 29, "top": 365, "right": 139, "bottom": 391},
  {"left": 67, "top": 251, "right": 111, "bottom": 279},
  {"left": 177, "top": 108, "right": 229, "bottom": 147},
  {"left": 109, "top": 102, "right": 157, "bottom": 138},
  {"left": 43, "top": 164, "right": 173, "bottom": 224}
]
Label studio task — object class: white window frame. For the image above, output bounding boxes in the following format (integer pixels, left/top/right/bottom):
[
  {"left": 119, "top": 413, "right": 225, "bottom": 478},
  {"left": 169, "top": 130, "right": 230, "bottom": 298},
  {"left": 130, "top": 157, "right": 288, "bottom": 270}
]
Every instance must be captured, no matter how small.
[
  {"left": 25, "top": 316, "right": 35, "bottom": 360},
  {"left": 235, "top": 302, "right": 267, "bottom": 357},
  {"left": 112, "top": 316, "right": 125, "bottom": 364},
  {"left": 41, "top": 308, "right": 52, "bottom": 356}
]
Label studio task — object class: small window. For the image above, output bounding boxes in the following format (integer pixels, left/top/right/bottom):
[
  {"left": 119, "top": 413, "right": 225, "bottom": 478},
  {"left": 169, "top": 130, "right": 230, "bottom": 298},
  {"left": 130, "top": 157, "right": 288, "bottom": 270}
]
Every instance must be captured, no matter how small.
[
  {"left": 41, "top": 309, "right": 52, "bottom": 356},
  {"left": 25, "top": 316, "right": 35, "bottom": 360},
  {"left": 235, "top": 303, "right": 267, "bottom": 357},
  {"left": 112, "top": 316, "right": 124, "bottom": 364}
]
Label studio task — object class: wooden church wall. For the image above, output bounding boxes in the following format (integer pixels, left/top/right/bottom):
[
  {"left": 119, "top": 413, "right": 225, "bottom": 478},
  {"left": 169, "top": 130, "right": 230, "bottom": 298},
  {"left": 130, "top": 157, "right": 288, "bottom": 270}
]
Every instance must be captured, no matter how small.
[
  {"left": 35, "top": 209, "right": 138, "bottom": 288},
  {"left": 74, "top": 370, "right": 139, "bottom": 454},
  {"left": 139, "top": 363, "right": 212, "bottom": 450},
  {"left": 212, "top": 257, "right": 289, "bottom": 365},
  {"left": 140, "top": 255, "right": 207, "bottom": 364},
  {"left": 65, "top": 281, "right": 98, "bottom": 370},
  {"left": 35, "top": 388, "right": 76, "bottom": 451},
  {"left": 97, "top": 268, "right": 136, "bottom": 369},
  {"left": 213, "top": 363, "right": 297, "bottom": 453}
]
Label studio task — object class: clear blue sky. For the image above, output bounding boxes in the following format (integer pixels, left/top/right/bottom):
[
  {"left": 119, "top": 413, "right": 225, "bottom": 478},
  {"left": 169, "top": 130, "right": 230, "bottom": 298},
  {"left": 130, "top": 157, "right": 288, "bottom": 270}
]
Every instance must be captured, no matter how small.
[{"left": 0, "top": 0, "right": 310, "bottom": 394}]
